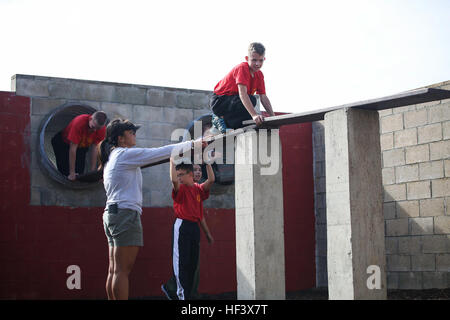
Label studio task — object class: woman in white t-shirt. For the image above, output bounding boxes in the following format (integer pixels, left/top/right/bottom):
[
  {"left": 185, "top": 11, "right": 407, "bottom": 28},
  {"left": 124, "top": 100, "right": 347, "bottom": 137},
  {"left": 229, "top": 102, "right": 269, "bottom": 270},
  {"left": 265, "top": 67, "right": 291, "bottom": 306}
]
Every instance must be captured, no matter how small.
[{"left": 98, "top": 118, "right": 204, "bottom": 300}]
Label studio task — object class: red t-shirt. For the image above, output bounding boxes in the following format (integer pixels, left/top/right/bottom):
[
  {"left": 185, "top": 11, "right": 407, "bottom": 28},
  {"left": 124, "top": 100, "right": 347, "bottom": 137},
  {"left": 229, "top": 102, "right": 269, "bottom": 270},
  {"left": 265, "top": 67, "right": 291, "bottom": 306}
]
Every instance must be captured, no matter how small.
[
  {"left": 172, "top": 183, "right": 210, "bottom": 222},
  {"left": 62, "top": 114, "right": 106, "bottom": 148},
  {"left": 214, "top": 62, "right": 266, "bottom": 96}
]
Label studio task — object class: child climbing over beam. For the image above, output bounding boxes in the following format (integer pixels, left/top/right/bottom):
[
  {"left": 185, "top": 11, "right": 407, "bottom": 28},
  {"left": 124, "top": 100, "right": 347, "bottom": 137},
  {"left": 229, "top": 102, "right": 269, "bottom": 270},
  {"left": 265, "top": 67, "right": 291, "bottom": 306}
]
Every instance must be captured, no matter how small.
[{"left": 209, "top": 42, "right": 275, "bottom": 133}]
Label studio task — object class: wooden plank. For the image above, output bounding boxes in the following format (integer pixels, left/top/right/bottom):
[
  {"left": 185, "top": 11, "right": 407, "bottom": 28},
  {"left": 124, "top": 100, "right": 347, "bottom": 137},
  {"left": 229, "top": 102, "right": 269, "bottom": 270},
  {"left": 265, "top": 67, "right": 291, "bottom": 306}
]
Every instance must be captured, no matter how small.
[
  {"left": 243, "top": 88, "right": 450, "bottom": 127},
  {"left": 140, "top": 124, "right": 257, "bottom": 169}
]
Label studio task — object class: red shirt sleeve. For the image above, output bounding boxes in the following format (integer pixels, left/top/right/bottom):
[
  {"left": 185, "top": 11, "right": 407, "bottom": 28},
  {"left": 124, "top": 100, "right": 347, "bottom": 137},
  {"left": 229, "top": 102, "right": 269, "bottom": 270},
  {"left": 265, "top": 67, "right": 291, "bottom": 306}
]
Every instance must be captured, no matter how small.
[
  {"left": 257, "top": 72, "right": 266, "bottom": 95},
  {"left": 198, "top": 183, "right": 210, "bottom": 201},
  {"left": 234, "top": 63, "right": 251, "bottom": 88}
]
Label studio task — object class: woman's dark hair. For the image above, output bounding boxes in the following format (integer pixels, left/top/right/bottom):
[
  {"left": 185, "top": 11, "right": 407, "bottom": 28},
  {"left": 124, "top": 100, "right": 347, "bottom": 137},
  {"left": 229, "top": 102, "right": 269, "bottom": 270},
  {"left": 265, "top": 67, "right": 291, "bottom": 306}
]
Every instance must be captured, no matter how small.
[{"left": 98, "top": 118, "right": 141, "bottom": 168}]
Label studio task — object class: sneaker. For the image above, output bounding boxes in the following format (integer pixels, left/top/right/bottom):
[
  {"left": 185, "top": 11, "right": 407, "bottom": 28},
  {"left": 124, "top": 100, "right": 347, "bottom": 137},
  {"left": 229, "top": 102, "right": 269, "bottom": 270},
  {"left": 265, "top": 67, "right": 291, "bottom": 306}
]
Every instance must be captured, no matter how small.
[
  {"left": 211, "top": 114, "right": 228, "bottom": 134},
  {"left": 161, "top": 284, "right": 173, "bottom": 300},
  {"left": 207, "top": 126, "right": 221, "bottom": 136}
]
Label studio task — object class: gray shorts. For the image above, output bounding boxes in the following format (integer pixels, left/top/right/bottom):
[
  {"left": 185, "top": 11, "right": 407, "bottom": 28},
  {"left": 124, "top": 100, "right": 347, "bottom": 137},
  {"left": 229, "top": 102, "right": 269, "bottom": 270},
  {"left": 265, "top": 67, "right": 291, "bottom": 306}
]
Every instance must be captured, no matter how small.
[{"left": 103, "top": 207, "right": 143, "bottom": 247}]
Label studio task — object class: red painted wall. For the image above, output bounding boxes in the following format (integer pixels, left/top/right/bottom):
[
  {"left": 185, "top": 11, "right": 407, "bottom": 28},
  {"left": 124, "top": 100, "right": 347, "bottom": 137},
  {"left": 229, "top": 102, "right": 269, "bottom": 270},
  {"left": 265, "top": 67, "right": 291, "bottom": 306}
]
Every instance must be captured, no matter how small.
[{"left": 0, "top": 93, "right": 314, "bottom": 299}]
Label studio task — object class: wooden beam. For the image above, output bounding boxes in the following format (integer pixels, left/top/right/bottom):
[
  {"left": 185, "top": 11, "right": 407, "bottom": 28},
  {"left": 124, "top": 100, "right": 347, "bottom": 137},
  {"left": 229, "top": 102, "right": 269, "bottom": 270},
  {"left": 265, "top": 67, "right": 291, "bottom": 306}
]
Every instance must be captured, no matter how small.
[{"left": 243, "top": 88, "right": 450, "bottom": 127}]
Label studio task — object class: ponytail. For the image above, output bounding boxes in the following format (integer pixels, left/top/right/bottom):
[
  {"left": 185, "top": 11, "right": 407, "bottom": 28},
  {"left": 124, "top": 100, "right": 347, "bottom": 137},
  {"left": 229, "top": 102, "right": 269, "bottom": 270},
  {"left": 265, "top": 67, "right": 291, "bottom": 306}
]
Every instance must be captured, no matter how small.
[
  {"left": 98, "top": 118, "right": 136, "bottom": 168},
  {"left": 98, "top": 140, "right": 114, "bottom": 168}
]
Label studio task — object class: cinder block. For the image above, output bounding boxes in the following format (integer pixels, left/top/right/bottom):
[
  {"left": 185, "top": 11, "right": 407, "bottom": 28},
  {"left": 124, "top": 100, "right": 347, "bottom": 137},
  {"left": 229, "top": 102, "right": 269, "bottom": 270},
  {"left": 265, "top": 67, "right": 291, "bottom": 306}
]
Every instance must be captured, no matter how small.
[
  {"left": 387, "top": 272, "right": 399, "bottom": 289},
  {"left": 81, "top": 83, "right": 115, "bottom": 102},
  {"left": 380, "top": 133, "right": 394, "bottom": 151},
  {"left": 146, "top": 89, "right": 177, "bottom": 107},
  {"left": 398, "top": 236, "right": 421, "bottom": 254},
  {"left": 436, "top": 254, "right": 450, "bottom": 272},
  {"left": 381, "top": 113, "right": 403, "bottom": 133},
  {"left": 386, "top": 219, "right": 409, "bottom": 236},
  {"left": 387, "top": 255, "right": 410, "bottom": 271},
  {"left": 48, "top": 79, "right": 83, "bottom": 100},
  {"left": 384, "top": 202, "right": 396, "bottom": 219},
  {"left": 429, "top": 103, "right": 450, "bottom": 124},
  {"left": 382, "top": 167, "right": 395, "bottom": 185},
  {"left": 385, "top": 237, "right": 398, "bottom": 254},
  {"left": 418, "top": 123, "right": 442, "bottom": 144},
  {"left": 113, "top": 85, "right": 147, "bottom": 105},
  {"left": 396, "top": 200, "right": 419, "bottom": 218},
  {"left": 443, "top": 121, "right": 450, "bottom": 140},
  {"left": 404, "top": 109, "right": 428, "bottom": 128},
  {"left": 411, "top": 254, "right": 435, "bottom": 271},
  {"left": 430, "top": 140, "right": 450, "bottom": 161},
  {"left": 394, "top": 128, "right": 417, "bottom": 148},
  {"left": 393, "top": 105, "right": 415, "bottom": 114},
  {"left": 420, "top": 198, "right": 445, "bottom": 217},
  {"left": 101, "top": 102, "right": 133, "bottom": 120},
  {"left": 445, "top": 160, "right": 450, "bottom": 177},
  {"left": 396, "top": 164, "right": 419, "bottom": 183},
  {"left": 434, "top": 216, "right": 450, "bottom": 234},
  {"left": 432, "top": 178, "right": 450, "bottom": 197},
  {"left": 146, "top": 122, "right": 182, "bottom": 140},
  {"left": 378, "top": 109, "right": 393, "bottom": 117},
  {"left": 383, "top": 149, "right": 405, "bottom": 167},
  {"left": 405, "top": 144, "right": 429, "bottom": 164},
  {"left": 419, "top": 161, "right": 444, "bottom": 180},
  {"left": 384, "top": 184, "right": 406, "bottom": 202},
  {"left": 163, "top": 107, "right": 194, "bottom": 126},
  {"left": 422, "top": 235, "right": 450, "bottom": 253},
  {"left": 423, "top": 272, "right": 448, "bottom": 289},
  {"left": 14, "top": 76, "right": 49, "bottom": 97},
  {"left": 407, "top": 181, "right": 431, "bottom": 200},
  {"left": 410, "top": 217, "right": 434, "bottom": 235},
  {"left": 31, "top": 98, "right": 66, "bottom": 116},
  {"left": 133, "top": 105, "right": 164, "bottom": 123},
  {"left": 398, "top": 272, "right": 422, "bottom": 289}
]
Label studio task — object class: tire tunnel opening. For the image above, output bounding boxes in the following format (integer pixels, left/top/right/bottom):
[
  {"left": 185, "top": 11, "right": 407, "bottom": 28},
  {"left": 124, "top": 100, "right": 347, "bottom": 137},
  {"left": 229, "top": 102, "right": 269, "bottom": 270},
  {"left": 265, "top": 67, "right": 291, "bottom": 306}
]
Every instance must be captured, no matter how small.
[
  {"left": 185, "top": 114, "right": 235, "bottom": 186},
  {"left": 38, "top": 103, "right": 103, "bottom": 189}
]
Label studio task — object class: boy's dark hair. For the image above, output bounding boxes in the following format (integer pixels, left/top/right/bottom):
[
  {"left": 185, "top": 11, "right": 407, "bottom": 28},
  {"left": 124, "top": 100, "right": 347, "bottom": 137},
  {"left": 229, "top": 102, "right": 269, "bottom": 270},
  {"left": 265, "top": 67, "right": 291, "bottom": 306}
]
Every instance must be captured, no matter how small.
[
  {"left": 175, "top": 162, "right": 194, "bottom": 173},
  {"left": 92, "top": 111, "right": 107, "bottom": 126},
  {"left": 248, "top": 42, "right": 265, "bottom": 56}
]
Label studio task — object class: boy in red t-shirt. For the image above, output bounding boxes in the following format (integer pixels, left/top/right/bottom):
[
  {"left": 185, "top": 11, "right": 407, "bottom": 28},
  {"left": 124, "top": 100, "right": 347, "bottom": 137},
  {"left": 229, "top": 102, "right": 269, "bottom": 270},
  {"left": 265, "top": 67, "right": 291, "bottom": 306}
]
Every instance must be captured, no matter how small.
[
  {"left": 210, "top": 42, "right": 275, "bottom": 133},
  {"left": 163, "top": 159, "right": 214, "bottom": 300},
  {"left": 51, "top": 111, "right": 107, "bottom": 180}
]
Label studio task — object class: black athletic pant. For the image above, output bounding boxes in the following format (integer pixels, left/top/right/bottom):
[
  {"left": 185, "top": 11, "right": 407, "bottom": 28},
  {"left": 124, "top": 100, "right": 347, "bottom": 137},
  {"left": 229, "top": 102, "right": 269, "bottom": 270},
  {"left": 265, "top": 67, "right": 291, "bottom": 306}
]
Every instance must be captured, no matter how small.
[
  {"left": 51, "top": 131, "right": 88, "bottom": 176},
  {"left": 172, "top": 218, "right": 200, "bottom": 300},
  {"left": 209, "top": 93, "right": 257, "bottom": 129}
]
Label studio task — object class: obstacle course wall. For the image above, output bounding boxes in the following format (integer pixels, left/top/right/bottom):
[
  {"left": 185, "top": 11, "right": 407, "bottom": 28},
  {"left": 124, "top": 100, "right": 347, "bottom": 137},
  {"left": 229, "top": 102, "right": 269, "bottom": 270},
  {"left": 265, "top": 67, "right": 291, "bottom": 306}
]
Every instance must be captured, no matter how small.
[
  {"left": 0, "top": 75, "right": 315, "bottom": 299},
  {"left": 313, "top": 80, "right": 450, "bottom": 290}
]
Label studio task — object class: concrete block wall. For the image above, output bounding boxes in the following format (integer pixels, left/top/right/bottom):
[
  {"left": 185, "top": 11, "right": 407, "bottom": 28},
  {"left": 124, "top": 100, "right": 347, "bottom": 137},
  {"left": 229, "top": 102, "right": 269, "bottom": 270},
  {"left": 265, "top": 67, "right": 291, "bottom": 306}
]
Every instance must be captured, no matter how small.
[
  {"left": 313, "top": 80, "right": 450, "bottom": 289},
  {"left": 12, "top": 74, "right": 234, "bottom": 209}
]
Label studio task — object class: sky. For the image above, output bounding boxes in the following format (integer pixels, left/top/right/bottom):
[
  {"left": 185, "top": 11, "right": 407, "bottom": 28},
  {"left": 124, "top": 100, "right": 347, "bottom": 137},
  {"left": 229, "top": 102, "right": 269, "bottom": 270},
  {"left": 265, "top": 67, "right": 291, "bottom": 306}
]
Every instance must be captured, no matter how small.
[{"left": 0, "top": 0, "right": 449, "bottom": 114}]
